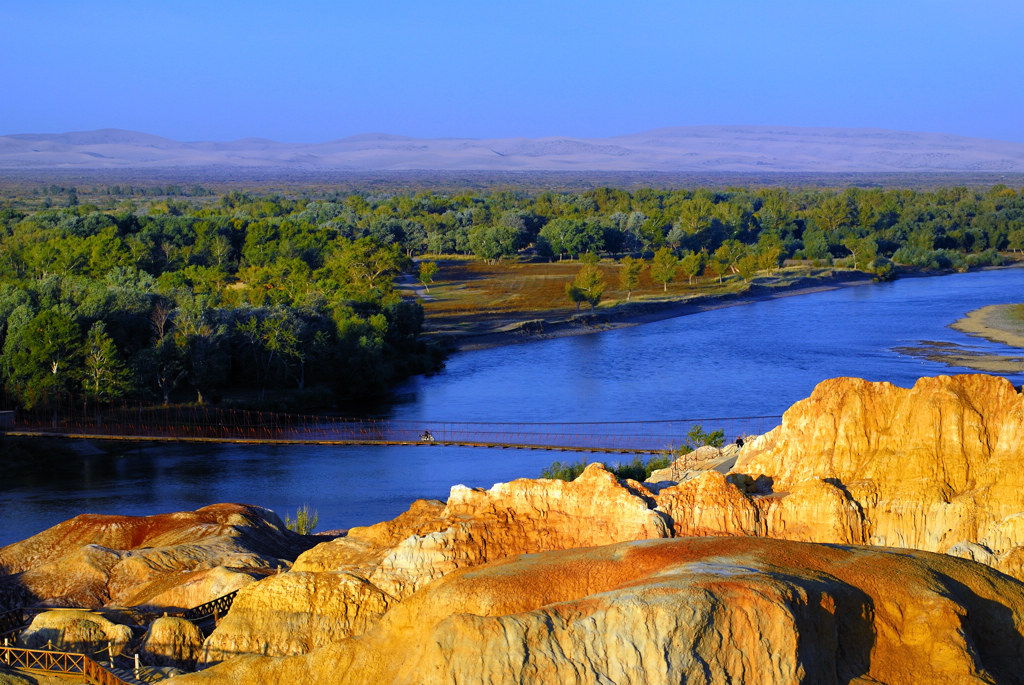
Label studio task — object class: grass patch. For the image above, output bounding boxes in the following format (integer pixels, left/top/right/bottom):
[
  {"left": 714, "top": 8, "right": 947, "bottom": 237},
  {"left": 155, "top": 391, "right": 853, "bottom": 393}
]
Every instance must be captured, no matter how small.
[
  {"left": 285, "top": 504, "right": 319, "bottom": 535},
  {"left": 540, "top": 454, "right": 672, "bottom": 482},
  {"left": 419, "top": 259, "right": 856, "bottom": 339}
]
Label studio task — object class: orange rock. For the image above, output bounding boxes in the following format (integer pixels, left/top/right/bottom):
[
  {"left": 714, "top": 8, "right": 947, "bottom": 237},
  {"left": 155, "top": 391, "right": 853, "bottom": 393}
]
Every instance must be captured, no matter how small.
[
  {"left": 733, "top": 374, "right": 1024, "bottom": 569},
  {"left": 366, "top": 463, "right": 670, "bottom": 598},
  {"left": 140, "top": 616, "right": 204, "bottom": 669},
  {"left": 17, "top": 608, "right": 133, "bottom": 655},
  {"left": 0, "top": 503, "right": 313, "bottom": 610},
  {"left": 173, "top": 536, "right": 1024, "bottom": 685},
  {"left": 199, "top": 571, "right": 394, "bottom": 666},
  {"left": 654, "top": 470, "right": 760, "bottom": 537},
  {"left": 290, "top": 463, "right": 669, "bottom": 603},
  {"left": 195, "top": 463, "right": 672, "bottom": 661}
]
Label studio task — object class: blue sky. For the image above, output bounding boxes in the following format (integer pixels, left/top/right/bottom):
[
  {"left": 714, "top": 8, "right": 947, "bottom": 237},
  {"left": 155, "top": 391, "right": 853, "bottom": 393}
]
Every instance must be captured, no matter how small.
[{"left": 2, "top": 1, "right": 1022, "bottom": 142}]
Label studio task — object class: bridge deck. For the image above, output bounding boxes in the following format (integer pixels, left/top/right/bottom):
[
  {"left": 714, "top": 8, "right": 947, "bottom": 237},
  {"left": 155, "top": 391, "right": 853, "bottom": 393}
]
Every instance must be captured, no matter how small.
[
  {"left": 3, "top": 408, "right": 781, "bottom": 454},
  {"left": 3, "top": 431, "right": 667, "bottom": 454}
]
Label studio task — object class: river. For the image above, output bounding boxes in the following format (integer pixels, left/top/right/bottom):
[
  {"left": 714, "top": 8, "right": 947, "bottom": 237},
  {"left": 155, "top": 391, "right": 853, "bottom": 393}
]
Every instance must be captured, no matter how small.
[{"left": 3, "top": 268, "right": 1024, "bottom": 546}]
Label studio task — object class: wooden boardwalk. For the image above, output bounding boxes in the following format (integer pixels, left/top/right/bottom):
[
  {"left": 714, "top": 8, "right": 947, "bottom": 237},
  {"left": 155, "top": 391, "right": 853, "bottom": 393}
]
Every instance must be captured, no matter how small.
[{"left": 1, "top": 590, "right": 241, "bottom": 684}]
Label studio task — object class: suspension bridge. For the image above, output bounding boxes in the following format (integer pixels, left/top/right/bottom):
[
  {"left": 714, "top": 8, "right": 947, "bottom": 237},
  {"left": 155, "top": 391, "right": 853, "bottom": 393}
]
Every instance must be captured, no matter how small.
[{"left": 1, "top": 406, "right": 780, "bottom": 454}]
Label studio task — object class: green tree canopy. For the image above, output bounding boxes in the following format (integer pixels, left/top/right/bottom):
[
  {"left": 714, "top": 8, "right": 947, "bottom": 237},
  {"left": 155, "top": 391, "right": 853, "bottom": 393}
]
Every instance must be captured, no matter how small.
[
  {"left": 618, "top": 256, "right": 644, "bottom": 301},
  {"left": 650, "top": 247, "right": 678, "bottom": 292}
]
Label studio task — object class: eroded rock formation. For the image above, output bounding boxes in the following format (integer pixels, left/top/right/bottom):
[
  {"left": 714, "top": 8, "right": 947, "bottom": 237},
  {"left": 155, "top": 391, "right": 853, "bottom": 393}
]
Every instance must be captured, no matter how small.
[
  {"left": 0, "top": 503, "right": 315, "bottom": 611},
  {"left": 200, "top": 465, "right": 671, "bottom": 661},
  {"left": 176, "top": 536, "right": 1024, "bottom": 685},
  {"left": 140, "top": 616, "right": 204, "bottom": 670},
  {"left": 17, "top": 609, "right": 133, "bottom": 655},
  {"left": 732, "top": 374, "right": 1024, "bottom": 575},
  {"left": 200, "top": 570, "right": 395, "bottom": 665},
  {"left": 194, "top": 376, "right": 1024, "bottom": 669}
]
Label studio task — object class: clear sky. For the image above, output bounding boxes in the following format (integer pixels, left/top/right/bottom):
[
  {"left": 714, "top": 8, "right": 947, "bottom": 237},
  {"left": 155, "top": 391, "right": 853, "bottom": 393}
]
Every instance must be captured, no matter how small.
[{"left": 2, "top": 0, "right": 1022, "bottom": 142}]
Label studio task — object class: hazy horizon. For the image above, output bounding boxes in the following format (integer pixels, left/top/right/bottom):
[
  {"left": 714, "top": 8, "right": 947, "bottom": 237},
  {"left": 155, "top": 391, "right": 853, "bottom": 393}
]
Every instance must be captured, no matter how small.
[
  {"left": 5, "top": 125, "right": 1024, "bottom": 173},
  {"left": 2, "top": 1, "right": 1023, "bottom": 144},
  {"left": 3, "top": 124, "right": 1023, "bottom": 147}
]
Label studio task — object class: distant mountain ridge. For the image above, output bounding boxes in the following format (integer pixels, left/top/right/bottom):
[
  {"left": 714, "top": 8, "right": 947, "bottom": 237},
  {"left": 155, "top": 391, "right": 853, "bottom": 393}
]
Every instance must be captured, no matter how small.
[{"left": 2, "top": 126, "right": 1023, "bottom": 172}]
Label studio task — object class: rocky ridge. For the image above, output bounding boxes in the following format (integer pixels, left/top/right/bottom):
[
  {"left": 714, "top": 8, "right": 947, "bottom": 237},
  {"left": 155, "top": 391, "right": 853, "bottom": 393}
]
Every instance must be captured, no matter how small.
[
  {"left": 0, "top": 503, "right": 316, "bottom": 611},
  {"left": 184, "top": 374, "right": 1024, "bottom": 683},
  {"left": 181, "top": 537, "right": 1024, "bottom": 684}
]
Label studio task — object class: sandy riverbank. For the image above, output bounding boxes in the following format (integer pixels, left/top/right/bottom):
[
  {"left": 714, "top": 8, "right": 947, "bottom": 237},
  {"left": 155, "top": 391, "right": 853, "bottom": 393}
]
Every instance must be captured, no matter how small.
[
  {"left": 891, "top": 299, "right": 1024, "bottom": 375},
  {"left": 951, "top": 303, "right": 1024, "bottom": 347}
]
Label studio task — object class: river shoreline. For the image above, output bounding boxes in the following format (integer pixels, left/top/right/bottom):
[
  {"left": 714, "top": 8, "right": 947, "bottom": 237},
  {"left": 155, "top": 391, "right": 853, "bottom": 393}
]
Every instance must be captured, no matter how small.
[
  {"left": 441, "top": 262, "right": 1024, "bottom": 352},
  {"left": 448, "top": 270, "right": 872, "bottom": 351},
  {"left": 951, "top": 303, "right": 1024, "bottom": 347}
]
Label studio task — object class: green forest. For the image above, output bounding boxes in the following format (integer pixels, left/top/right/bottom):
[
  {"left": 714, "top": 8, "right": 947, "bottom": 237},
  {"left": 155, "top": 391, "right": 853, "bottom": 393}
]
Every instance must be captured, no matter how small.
[{"left": 1, "top": 182, "right": 1023, "bottom": 415}]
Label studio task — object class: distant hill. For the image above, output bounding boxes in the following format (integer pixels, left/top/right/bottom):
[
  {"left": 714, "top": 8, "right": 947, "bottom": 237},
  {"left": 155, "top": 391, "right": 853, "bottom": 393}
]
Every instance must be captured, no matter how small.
[{"left": 2, "top": 126, "right": 1023, "bottom": 172}]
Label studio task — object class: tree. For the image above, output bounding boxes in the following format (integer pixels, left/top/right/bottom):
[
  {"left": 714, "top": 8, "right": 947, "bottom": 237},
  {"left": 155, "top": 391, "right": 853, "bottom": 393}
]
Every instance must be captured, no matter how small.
[
  {"left": 2, "top": 308, "right": 82, "bottom": 414},
  {"left": 174, "top": 296, "right": 227, "bottom": 403},
  {"left": 812, "top": 194, "right": 851, "bottom": 232},
  {"left": 756, "top": 232, "right": 784, "bottom": 274},
  {"left": 236, "top": 309, "right": 302, "bottom": 400},
  {"left": 81, "top": 321, "right": 130, "bottom": 416},
  {"left": 736, "top": 254, "right": 759, "bottom": 282},
  {"left": 714, "top": 240, "right": 745, "bottom": 275},
  {"left": 843, "top": 236, "right": 878, "bottom": 270},
  {"left": 319, "top": 237, "right": 406, "bottom": 302},
  {"left": 618, "top": 256, "right": 644, "bottom": 301},
  {"left": 566, "top": 262, "right": 604, "bottom": 313},
  {"left": 650, "top": 247, "right": 678, "bottom": 292},
  {"left": 539, "top": 218, "right": 603, "bottom": 260},
  {"left": 678, "top": 250, "right": 704, "bottom": 285},
  {"left": 705, "top": 256, "right": 727, "bottom": 283},
  {"left": 677, "top": 197, "right": 714, "bottom": 234},
  {"left": 418, "top": 261, "right": 438, "bottom": 293},
  {"left": 800, "top": 228, "right": 832, "bottom": 261}
]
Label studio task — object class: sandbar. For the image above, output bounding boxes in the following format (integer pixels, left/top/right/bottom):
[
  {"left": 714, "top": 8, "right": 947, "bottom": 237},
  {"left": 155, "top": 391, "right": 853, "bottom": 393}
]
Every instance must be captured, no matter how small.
[{"left": 951, "top": 304, "right": 1024, "bottom": 348}]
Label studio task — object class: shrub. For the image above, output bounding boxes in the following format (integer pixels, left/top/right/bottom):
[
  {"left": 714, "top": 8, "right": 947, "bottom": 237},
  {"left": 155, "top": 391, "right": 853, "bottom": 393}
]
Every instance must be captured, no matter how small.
[
  {"left": 966, "top": 248, "right": 1005, "bottom": 268},
  {"left": 540, "top": 454, "right": 672, "bottom": 482},
  {"left": 609, "top": 454, "right": 672, "bottom": 481},
  {"left": 871, "top": 256, "right": 896, "bottom": 281},
  {"left": 540, "top": 460, "right": 589, "bottom": 481},
  {"left": 681, "top": 424, "right": 724, "bottom": 451},
  {"left": 285, "top": 504, "right": 319, "bottom": 535}
]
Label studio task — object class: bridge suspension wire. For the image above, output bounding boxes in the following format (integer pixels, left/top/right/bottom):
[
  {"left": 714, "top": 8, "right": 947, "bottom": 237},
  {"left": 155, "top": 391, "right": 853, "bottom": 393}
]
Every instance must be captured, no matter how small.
[{"left": 4, "top": 405, "right": 781, "bottom": 454}]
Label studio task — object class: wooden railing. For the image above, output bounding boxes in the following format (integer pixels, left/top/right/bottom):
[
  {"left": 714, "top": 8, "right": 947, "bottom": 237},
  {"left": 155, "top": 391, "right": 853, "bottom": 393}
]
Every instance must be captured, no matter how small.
[
  {"left": 0, "top": 587, "right": 245, "bottom": 681},
  {"left": 0, "top": 644, "right": 129, "bottom": 685}
]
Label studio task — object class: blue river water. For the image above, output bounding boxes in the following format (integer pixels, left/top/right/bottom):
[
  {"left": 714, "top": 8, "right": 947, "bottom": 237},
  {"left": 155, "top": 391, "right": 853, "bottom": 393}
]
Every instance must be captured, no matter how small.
[{"left": 3, "top": 267, "right": 1024, "bottom": 546}]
